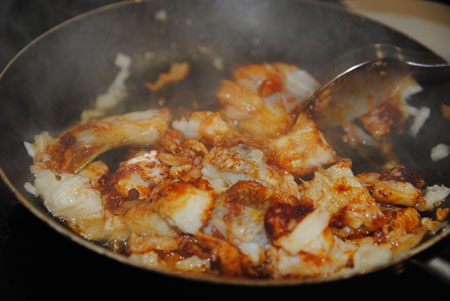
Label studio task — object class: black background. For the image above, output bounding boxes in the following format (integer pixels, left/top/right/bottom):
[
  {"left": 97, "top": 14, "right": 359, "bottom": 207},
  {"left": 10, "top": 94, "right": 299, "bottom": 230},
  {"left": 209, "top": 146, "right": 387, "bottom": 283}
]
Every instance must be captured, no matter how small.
[{"left": 1, "top": 1, "right": 449, "bottom": 300}]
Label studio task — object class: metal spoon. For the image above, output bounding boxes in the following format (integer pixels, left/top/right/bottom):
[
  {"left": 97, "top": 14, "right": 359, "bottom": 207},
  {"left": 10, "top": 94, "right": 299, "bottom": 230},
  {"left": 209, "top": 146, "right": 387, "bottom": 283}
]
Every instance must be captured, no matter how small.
[
  {"left": 306, "top": 43, "right": 450, "bottom": 129},
  {"left": 306, "top": 43, "right": 450, "bottom": 284}
]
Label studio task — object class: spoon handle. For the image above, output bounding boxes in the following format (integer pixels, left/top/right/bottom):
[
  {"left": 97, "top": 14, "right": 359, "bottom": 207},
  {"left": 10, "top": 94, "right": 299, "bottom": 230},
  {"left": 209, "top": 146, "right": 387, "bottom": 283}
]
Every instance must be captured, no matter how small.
[
  {"left": 383, "top": 44, "right": 450, "bottom": 80},
  {"left": 316, "top": 43, "right": 450, "bottom": 84}
]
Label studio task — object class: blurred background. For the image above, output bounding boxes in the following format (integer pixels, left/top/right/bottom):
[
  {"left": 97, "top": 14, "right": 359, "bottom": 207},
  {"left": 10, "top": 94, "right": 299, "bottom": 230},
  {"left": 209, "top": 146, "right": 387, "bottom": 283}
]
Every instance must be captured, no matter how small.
[{"left": 0, "top": 1, "right": 449, "bottom": 300}]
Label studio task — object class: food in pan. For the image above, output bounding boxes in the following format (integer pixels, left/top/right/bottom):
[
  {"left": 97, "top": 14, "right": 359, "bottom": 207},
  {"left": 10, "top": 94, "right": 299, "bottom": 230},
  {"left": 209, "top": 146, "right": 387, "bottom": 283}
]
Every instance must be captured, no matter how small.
[
  {"left": 24, "top": 59, "right": 450, "bottom": 280},
  {"left": 145, "top": 62, "right": 190, "bottom": 91},
  {"left": 431, "top": 143, "right": 450, "bottom": 162}
]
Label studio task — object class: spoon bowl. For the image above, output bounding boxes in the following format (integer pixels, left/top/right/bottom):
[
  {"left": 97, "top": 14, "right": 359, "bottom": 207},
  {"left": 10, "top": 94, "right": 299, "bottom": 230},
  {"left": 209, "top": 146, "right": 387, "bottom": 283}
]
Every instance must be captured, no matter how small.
[{"left": 307, "top": 43, "right": 450, "bottom": 129}]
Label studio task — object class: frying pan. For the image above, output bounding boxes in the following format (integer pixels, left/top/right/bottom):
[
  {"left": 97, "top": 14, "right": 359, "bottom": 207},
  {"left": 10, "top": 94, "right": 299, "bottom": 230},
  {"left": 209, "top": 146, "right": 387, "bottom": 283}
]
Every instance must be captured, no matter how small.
[{"left": 0, "top": 0, "right": 449, "bottom": 286}]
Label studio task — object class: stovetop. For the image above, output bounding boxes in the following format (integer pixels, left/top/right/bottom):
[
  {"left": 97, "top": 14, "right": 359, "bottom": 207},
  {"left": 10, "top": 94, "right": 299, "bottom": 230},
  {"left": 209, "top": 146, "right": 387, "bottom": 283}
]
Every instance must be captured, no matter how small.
[{"left": 1, "top": 1, "right": 449, "bottom": 299}]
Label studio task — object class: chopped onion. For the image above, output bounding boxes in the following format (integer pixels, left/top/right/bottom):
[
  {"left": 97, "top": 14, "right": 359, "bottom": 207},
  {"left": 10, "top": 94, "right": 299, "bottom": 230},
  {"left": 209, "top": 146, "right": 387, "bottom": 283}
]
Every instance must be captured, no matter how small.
[
  {"left": 409, "top": 106, "right": 430, "bottom": 136},
  {"left": 423, "top": 184, "right": 450, "bottom": 209},
  {"left": 430, "top": 143, "right": 450, "bottom": 162}
]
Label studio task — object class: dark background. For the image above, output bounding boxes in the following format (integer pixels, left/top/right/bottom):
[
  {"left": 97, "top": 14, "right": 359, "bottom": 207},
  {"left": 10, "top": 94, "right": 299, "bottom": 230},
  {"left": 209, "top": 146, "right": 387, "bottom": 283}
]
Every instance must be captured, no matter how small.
[{"left": 0, "top": 1, "right": 449, "bottom": 300}]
